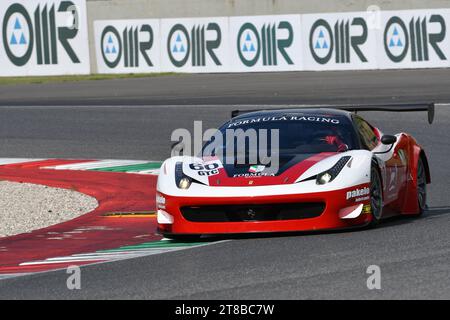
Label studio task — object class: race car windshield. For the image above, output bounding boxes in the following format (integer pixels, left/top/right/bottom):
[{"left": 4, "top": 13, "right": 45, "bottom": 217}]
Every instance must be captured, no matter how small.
[{"left": 202, "top": 115, "right": 358, "bottom": 159}]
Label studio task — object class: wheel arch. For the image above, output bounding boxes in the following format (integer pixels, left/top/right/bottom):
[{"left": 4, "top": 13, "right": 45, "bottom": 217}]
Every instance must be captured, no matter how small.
[
  {"left": 371, "top": 156, "right": 384, "bottom": 191},
  {"left": 419, "top": 149, "right": 431, "bottom": 184},
  {"left": 400, "top": 142, "right": 430, "bottom": 214}
]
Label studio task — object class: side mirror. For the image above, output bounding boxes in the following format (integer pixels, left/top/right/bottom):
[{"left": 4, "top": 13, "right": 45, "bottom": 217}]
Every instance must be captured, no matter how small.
[{"left": 381, "top": 135, "right": 397, "bottom": 145}]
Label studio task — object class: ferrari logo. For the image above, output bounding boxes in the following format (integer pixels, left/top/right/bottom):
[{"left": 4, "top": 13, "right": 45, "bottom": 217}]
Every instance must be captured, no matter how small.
[{"left": 247, "top": 209, "right": 256, "bottom": 219}]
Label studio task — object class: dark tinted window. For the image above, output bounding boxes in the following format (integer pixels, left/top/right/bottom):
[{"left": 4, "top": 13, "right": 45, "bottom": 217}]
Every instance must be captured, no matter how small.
[
  {"left": 353, "top": 116, "right": 379, "bottom": 150},
  {"left": 203, "top": 114, "right": 359, "bottom": 156}
]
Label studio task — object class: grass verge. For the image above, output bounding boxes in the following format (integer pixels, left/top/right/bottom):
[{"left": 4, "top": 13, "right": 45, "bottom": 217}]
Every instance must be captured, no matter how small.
[{"left": 0, "top": 72, "right": 177, "bottom": 85}]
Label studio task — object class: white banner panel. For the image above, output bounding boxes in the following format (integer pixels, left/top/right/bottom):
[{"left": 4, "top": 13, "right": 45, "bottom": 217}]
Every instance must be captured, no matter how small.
[
  {"left": 302, "top": 11, "right": 378, "bottom": 70},
  {"left": 0, "top": 0, "right": 90, "bottom": 76},
  {"left": 229, "top": 15, "right": 303, "bottom": 72},
  {"left": 93, "top": 10, "right": 450, "bottom": 75},
  {"left": 377, "top": 9, "right": 450, "bottom": 69},
  {"left": 94, "top": 19, "right": 160, "bottom": 73},
  {"left": 160, "top": 17, "right": 229, "bottom": 73}
]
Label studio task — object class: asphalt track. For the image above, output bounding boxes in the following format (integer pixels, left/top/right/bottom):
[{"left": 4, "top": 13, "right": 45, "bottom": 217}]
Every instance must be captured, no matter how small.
[{"left": 0, "top": 69, "right": 450, "bottom": 299}]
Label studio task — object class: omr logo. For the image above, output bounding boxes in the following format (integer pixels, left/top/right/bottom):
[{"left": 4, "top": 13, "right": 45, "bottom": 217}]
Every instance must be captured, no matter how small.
[
  {"left": 172, "top": 33, "right": 187, "bottom": 54},
  {"left": 309, "top": 18, "right": 368, "bottom": 64},
  {"left": 384, "top": 22, "right": 406, "bottom": 60},
  {"left": 237, "top": 21, "right": 294, "bottom": 67},
  {"left": 2, "top": 2, "right": 80, "bottom": 67},
  {"left": 239, "top": 26, "right": 259, "bottom": 65},
  {"left": 387, "top": 26, "right": 404, "bottom": 47},
  {"left": 167, "top": 23, "right": 222, "bottom": 67},
  {"left": 310, "top": 25, "right": 331, "bottom": 62},
  {"left": 384, "top": 15, "right": 446, "bottom": 62},
  {"left": 6, "top": 14, "right": 30, "bottom": 61},
  {"left": 168, "top": 27, "right": 189, "bottom": 66},
  {"left": 101, "top": 28, "right": 120, "bottom": 67},
  {"left": 104, "top": 34, "right": 118, "bottom": 55},
  {"left": 100, "top": 24, "right": 154, "bottom": 68}
]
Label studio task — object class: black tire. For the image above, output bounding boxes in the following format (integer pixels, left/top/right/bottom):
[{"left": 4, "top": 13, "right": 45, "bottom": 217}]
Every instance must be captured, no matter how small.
[
  {"left": 417, "top": 157, "right": 427, "bottom": 215},
  {"left": 369, "top": 164, "right": 383, "bottom": 227}
]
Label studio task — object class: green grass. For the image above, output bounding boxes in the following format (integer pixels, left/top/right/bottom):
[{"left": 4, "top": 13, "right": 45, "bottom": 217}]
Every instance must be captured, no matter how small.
[{"left": 0, "top": 72, "right": 177, "bottom": 85}]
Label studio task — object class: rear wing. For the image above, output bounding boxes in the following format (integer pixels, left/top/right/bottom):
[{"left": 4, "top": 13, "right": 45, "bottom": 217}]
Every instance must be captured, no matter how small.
[{"left": 231, "top": 102, "right": 435, "bottom": 124}]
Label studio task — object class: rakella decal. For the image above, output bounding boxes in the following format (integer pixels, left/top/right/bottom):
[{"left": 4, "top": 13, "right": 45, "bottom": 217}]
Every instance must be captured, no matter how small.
[{"left": 346, "top": 187, "right": 370, "bottom": 200}]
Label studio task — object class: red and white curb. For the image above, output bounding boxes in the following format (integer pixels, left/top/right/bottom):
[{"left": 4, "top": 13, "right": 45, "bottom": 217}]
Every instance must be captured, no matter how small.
[
  {"left": 0, "top": 158, "right": 161, "bottom": 276},
  {"left": 0, "top": 158, "right": 223, "bottom": 279},
  {"left": 0, "top": 158, "right": 161, "bottom": 175}
]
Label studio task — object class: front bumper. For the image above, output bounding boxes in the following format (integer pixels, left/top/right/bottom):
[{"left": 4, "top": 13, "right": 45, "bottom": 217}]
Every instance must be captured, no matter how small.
[{"left": 157, "top": 184, "right": 372, "bottom": 235}]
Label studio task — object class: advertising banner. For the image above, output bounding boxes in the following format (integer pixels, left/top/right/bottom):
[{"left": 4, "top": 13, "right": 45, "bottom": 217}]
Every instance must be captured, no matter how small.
[
  {"left": 229, "top": 15, "right": 303, "bottom": 72},
  {"left": 95, "top": 19, "right": 160, "bottom": 73},
  {"left": 0, "top": 0, "right": 90, "bottom": 76},
  {"left": 160, "top": 17, "right": 229, "bottom": 73},
  {"left": 92, "top": 9, "right": 450, "bottom": 74},
  {"left": 377, "top": 9, "right": 450, "bottom": 69},
  {"left": 302, "top": 11, "right": 378, "bottom": 70}
]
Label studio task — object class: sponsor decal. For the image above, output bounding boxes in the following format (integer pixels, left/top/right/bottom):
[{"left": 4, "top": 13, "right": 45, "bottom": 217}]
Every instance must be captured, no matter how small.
[
  {"left": 346, "top": 187, "right": 370, "bottom": 200},
  {"left": 355, "top": 195, "right": 370, "bottom": 202},
  {"left": 362, "top": 204, "right": 372, "bottom": 214},
  {"left": 249, "top": 165, "right": 265, "bottom": 173},
  {"left": 233, "top": 172, "right": 276, "bottom": 178},
  {"left": 156, "top": 194, "right": 166, "bottom": 209},
  {"left": 189, "top": 162, "right": 221, "bottom": 176},
  {"left": 227, "top": 116, "right": 340, "bottom": 128}
]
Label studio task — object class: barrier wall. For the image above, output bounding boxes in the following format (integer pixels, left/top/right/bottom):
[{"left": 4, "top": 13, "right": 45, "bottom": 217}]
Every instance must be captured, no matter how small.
[
  {"left": 1, "top": 1, "right": 450, "bottom": 76},
  {"left": 94, "top": 8, "right": 450, "bottom": 74}
]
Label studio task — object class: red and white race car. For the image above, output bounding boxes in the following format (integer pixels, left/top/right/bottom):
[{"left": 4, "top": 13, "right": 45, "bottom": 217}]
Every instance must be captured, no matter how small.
[{"left": 156, "top": 104, "right": 433, "bottom": 239}]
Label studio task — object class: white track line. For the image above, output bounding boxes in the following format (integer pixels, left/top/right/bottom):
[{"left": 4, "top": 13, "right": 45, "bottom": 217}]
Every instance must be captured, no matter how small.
[
  {"left": 0, "top": 274, "right": 31, "bottom": 280},
  {"left": 43, "top": 159, "right": 150, "bottom": 170},
  {"left": 19, "top": 247, "right": 192, "bottom": 266},
  {"left": 133, "top": 169, "right": 160, "bottom": 175},
  {"left": 0, "top": 158, "right": 44, "bottom": 165}
]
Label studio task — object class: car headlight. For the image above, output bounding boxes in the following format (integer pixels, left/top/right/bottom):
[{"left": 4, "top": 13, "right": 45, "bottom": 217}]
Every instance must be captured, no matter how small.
[
  {"left": 178, "top": 177, "right": 192, "bottom": 189},
  {"left": 175, "top": 162, "right": 193, "bottom": 189},
  {"left": 316, "top": 156, "right": 351, "bottom": 185},
  {"left": 317, "top": 172, "right": 332, "bottom": 185}
]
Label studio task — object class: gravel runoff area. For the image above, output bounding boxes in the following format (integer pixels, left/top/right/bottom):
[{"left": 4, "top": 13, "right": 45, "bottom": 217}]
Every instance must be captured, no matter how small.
[{"left": 0, "top": 181, "right": 98, "bottom": 238}]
